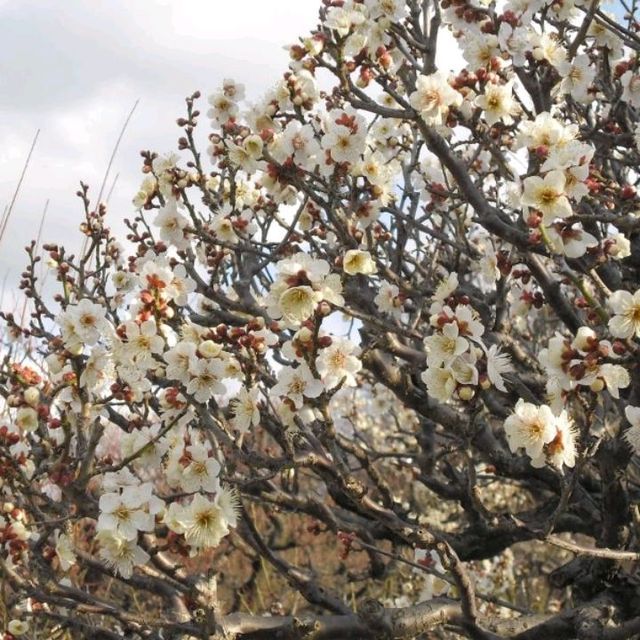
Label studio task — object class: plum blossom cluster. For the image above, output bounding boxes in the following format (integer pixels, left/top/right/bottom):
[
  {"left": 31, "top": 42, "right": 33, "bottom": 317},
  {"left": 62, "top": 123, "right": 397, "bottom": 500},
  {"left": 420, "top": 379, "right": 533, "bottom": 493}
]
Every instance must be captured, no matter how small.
[
  {"left": 504, "top": 400, "right": 576, "bottom": 470},
  {"left": 264, "top": 252, "right": 344, "bottom": 326},
  {"left": 2, "top": 0, "right": 640, "bottom": 637},
  {"left": 518, "top": 114, "right": 598, "bottom": 259},
  {"left": 608, "top": 289, "right": 640, "bottom": 340},
  {"left": 421, "top": 275, "right": 513, "bottom": 403},
  {"left": 539, "top": 327, "right": 630, "bottom": 411}
]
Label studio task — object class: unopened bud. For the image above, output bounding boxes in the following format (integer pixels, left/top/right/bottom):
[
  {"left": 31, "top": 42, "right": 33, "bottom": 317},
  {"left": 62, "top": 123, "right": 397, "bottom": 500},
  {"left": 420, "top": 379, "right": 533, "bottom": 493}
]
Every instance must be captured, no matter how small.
[
  {"left": 572, "top": 327, "right": 597, "bottom": 352},
  {"left": 458, "top": 386, "right": 475, "bottom": 401},
  {"left": 23, "top": 387, "right": 40, "bottom": 407},
  {"left": 199, "top": 340, "right": 222, "bottom": 358}
]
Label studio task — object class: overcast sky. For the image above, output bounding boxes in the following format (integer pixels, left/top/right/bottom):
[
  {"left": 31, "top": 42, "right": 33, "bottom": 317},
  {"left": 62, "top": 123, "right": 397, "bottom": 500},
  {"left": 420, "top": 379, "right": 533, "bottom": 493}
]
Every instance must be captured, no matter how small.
[{"left": 0, "top": 0, "right": 322, "bottom": 310}]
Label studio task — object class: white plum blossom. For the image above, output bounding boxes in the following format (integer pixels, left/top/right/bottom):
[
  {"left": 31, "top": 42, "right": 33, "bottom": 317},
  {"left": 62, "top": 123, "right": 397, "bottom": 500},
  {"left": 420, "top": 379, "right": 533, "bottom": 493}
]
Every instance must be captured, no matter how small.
[
  {"left": 608, "top": 289, "right": 640, "bottom": 339},
  {"left": 504, "top": 399, "right": 577, "bottom": 470},
  {"left": 187, "top": 357, "right": 227, "bottom": 403},
  {"left": 535, "top": 410, "right": 576, "bottom": 469},
  {"left": 587, "top": 17, "right": 623, "bottom": 55},
  {"left": 424, "top": 322, "right": 469, "bottom": 367},
  {"left": 539, "top": 328, "right": 630, "bottom": 406},
  {"left": 316, "top": 338, "right": 362, "bottom": 389},
  {"left": 265, "top": 253, "right": 344, "bottom": 327},
  {"left": 374, "top": 281, "right": 403, "bottom": 319},
  {"left": 504, "top": 401, "right": 557, "bottom": 462},
  {"left": 343, "top": 249, "right": 377, "bottom": 276},
  {"left": 485, "top": 345, "right": 513, "bottom": 393},
  {"left": 540, "top": 138, "right": 594, "bottom": 173},
  {"left": 59, "top": 299, "right": 109, "bottom": 350},
  {"left": 122, "top": 319, "right": 164, "bottom": 367},
  {"left": 451, "top": 305, "right": 485, "bottom": 341},
  {"left": 228, "top": 134, "right": 263, "bottom": 173},
  {"left": 138, "top": 256, "right": 176, "bottom": 292},
  {"left": 208, "top": 91, "right": 240, "bottom": 124},
  {"left": 556, "top": 55, "right": 595, "bottom": 102},
  {"left": 180, "top": 493, "right": 234, "bottom": 551},
  {"left": 180, "top": 445, "right": 222, "bottom": 494},
  {"left": 323, "top": 124, "right": 366, "bottom": 165},
  {"left": 463, "top": 34, "right": 500, "bottom": 70},
  {"left": 7, "top": 620, "right": 29, "bottom": 637},
  {"left": 430, "top": 273, "right": 458, "bottom": 314},
  {"left": 6, "top": 2, "right": 640, "bottom": 630},
  {"left": 230, "top": 387, "right": 261, "bottom": 435},
  {"left": 54, "top": 531, "right": 77, "bottom": 572},
  {"left": 278, "top": 286, "right": 320, "bottom": 325},
  {"left": 450, "top": 354, "right": 479, "bottom": 388},
  {"left": 165, "top": 264, "right": 196, "bottom": 306},
  {"left": 365, "top": 0, "right": 407, "bottom": 20},
  {"left": 97, "top": 484, "right": 161, "bottom": 540},
  {"left": 607, "top": 234, "right": 631, "bottom": 260},
  {"left": 164, "top": 341, "right": 197, "bottom": 384},
  {"left": 79, "top": 345, "right": 113, "bottom": 390},
  {"left": 517, "top": 112, "right": 576, "bottom": 151},
  {"left": 475, "top": 81, "right": 517, "bottom": 126},
  {"left": 270, "top": 363, "right": 324, "bottom": 408},
  {"left": 323, "top": 5, "right": 366, "bottom": 36},
  {"left": 357, "top": 151, "right": 394, "bottom": 187},
  {"left": 221, "top": 78, "right": 245, "bottom": 101},
  {"left": 15, "top": 407, "right": 38, "bottom": 433},
  {"left": 545, "top": 223, "right": 598, "bottom": 259},
  {"left": 210, "top": 211, "right": 239, "bottom": 245},
  {"left": 421, "top": 366, "right": 457, "bottom": 403},
  {"left": 597, "top": 363, "right": 630, "bottom": 399},
  {"left": 120, "top": 424, "right": 168, "bottom": 472},
  {"left": 522, "top": 171, "right": 572, "bottom": 222},
  {"left": 154, "top": 199, "right": 189, "bottom": 249},
  {"left": 571, "top": 327, "right": 597, "bottom": 352},
  {"left": 532, "top": 32, "right": 566, "bottom": 68},
  {"left": 410, "top": 71, "right": 462, "bottom": 125},
  {"left": 216, "top": 486, "right": 240, "bottom": 529},
  {"left": 273, "top": 121, "right": 322, "bottom": 168},
  {"left": 97, "top": 529, "right": 150, "bottom": 579},
  {"left": 497, "top": 23, "right": 529, "bottom": 67}
]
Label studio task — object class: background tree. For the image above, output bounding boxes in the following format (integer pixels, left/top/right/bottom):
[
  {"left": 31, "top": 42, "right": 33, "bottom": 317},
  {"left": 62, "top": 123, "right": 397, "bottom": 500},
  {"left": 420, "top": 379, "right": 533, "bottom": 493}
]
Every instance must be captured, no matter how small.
[{"left": 2, "top": 0, "right": 640, "bottom": 638}]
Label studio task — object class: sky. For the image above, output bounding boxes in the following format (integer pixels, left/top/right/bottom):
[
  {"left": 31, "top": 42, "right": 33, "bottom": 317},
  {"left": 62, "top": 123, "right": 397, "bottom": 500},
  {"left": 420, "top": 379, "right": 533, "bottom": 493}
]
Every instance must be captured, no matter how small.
[{"left": 0, "top": 0, "right": 321, "bottom": 311}]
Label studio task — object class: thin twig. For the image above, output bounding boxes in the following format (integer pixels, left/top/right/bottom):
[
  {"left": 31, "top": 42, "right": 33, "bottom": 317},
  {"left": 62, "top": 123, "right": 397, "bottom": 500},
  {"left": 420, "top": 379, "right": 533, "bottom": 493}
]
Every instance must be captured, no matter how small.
[
  {"left": 0, "top": 129, "right": 40, "bottom": 248},
  {"left": 80, "top": 100, "right": 139, "bottom": 259}
]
